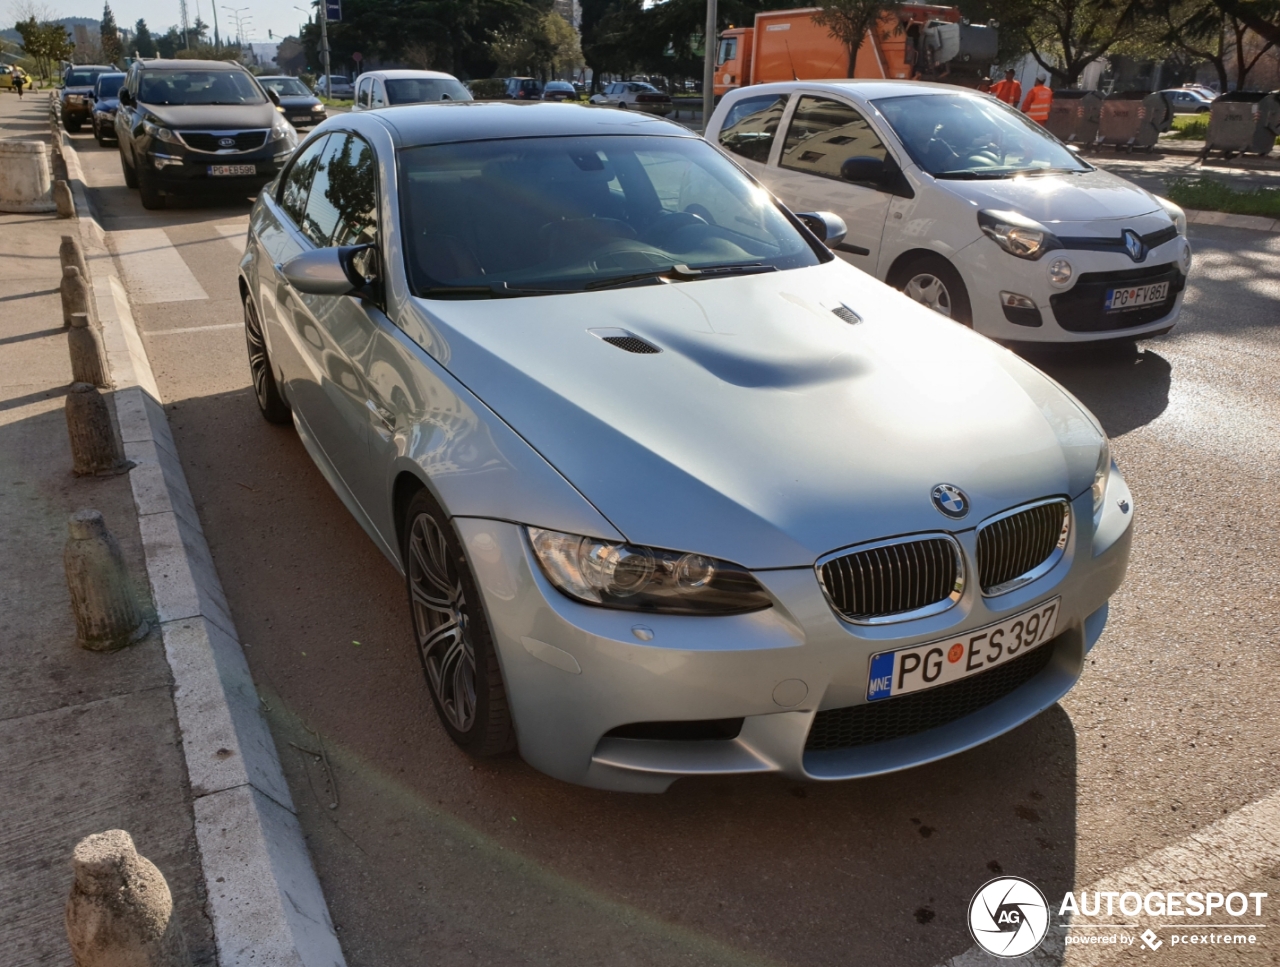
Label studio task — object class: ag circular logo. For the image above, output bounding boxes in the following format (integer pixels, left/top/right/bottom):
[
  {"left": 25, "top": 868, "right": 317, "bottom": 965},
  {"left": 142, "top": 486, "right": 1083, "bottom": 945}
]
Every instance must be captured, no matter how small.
[
  {"left": 968, "top": 876, "right": 1050, "bottom": 958},
  {"left": 931, "top": 483, "right": 969, "bottom": 519}
]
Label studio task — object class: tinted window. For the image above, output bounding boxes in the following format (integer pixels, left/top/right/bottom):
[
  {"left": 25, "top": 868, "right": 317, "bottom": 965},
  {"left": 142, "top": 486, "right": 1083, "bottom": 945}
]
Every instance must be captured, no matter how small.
[
  {"left": 279, "top": 135, "right": 328, "bottom": 227},
  {"left": 96, "top": 75, "right": 124, "bottom": 97},
  {"left": 718, "top": 94, "right": 788, "bottom": 164},
  {"left": 384, "top": 78, "right": 471, "bottom": 104},
  {"left": 780, "top": 96, "right": 887, "bottom": 181},
  {"left": 400, "top": 134, "right": 820, "bottom": 296},
  {"left": 139, "top": 70, "right": 265, "bottom": 105}
]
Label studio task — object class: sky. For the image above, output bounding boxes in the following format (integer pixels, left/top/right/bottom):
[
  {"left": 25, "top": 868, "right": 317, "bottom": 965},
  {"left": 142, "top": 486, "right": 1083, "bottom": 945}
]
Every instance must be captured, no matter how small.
[{"left": 19, "top": 0, "right": 311, "bottom": 46}]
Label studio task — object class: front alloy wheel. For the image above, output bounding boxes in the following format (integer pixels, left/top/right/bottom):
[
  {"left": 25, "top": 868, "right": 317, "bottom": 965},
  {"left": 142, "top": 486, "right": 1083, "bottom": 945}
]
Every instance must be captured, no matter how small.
[
  {"left": 243, "top": 295, "right": 290, "bottom": 423},
  {"left": 903, "top": 272, "right": 953, "bottom": 317},
  {"left": 890, "top": 253, "right": 973, "bottom": 327}
]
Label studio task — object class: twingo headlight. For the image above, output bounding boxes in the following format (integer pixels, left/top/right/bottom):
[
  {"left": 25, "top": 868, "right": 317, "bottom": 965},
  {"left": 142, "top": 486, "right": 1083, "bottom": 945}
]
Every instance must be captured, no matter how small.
[
  {"left": 978, "top": 209, "right": 1062, "bottom": 260},
  {"left": 1156, "top": 195, "right": 1188, "bottom": 236},
  {"left": 1092, "top": 438, "right": 1112, "bottom": 518},
  {"left": 527, "top": 528, "right": 771, "bottom": 616},
  {"left": 142, "top": 118, "right": 179, "bottom": 143}
]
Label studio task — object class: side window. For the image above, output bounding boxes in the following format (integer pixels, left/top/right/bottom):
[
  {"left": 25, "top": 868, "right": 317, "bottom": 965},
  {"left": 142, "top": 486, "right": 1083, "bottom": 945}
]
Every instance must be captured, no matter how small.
[
  {"left": 718, "top": 94, "right": 788, "bottom": 164},
  {"left": 301, "top": 133, "right": 379, "bottom": 277},
  {"left": 371, "top": 81, "right": 385, "bottom": 109},
  {"left": 780, "top": 95, "right": 889, "bottom": 183},
  {"left": 355, "top": 78, "right": 370, "bottom": 108},
  {"left": 278, "top": 134, "right": 329, "bottom": 228}
]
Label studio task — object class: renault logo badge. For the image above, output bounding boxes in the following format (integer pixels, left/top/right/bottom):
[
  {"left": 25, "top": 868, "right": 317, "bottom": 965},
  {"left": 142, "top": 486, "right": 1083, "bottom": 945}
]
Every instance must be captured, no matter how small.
[
  {"left": 1123, "top": 228, "right": 1146, "bottom": 262},
  {"left": 932, "top": 484, "right": 969, "bottom": 519}
]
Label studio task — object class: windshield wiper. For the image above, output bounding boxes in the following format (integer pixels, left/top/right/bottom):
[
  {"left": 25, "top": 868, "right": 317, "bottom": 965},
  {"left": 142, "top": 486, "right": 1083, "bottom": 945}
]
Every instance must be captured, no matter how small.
[
  {"left": 585, "top": 262, "right": 776, "bottom": 291},
  {"left": 423, "top": 282, "right": 578, "bottom": 299}
]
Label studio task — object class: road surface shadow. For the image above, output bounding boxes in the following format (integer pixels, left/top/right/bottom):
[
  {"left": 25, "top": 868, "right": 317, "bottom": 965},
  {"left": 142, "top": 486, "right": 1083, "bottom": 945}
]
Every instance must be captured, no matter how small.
[{"left": 1024, "top": 344, "right": 1173, "bottom": 438}]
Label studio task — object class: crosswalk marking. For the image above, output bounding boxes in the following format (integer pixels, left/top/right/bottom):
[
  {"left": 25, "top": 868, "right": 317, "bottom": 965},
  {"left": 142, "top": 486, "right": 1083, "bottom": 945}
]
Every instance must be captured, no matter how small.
[
  {"left": 214, "top": 223, "right": 249, "bottom": 256},
  {"left": 109, "top": 228, "right": 209, "bottom": 304}
]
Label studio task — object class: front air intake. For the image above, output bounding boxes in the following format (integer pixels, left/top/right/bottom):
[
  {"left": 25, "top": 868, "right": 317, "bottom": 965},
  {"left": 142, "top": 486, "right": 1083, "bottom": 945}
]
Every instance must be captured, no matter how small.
[{"left": 589, "top": 328, "right": 662, "bottom": 354}]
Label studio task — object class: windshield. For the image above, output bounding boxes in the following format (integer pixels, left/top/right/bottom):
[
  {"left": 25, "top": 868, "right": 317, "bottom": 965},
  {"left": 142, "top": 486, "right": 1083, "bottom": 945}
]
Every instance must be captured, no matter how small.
[
  {"left": 385, "top": 78, "right": 472, "bottom": 104},
  {"left": 401, "top": 134, "right": 821, "bottom": 297},
  {"left": 139, "top": 70, "right": 266, "bottom": 105},
  {"left": 96, "top": 75, "right": 124, "bottom": 97},
  {"left": 67, "top": 70, "right": 105, "bottom": 87},
  {"left": 872, "top": 93, "right": 1090, "bottom": 178},
  {"left": 261, "top": 77, "right": 311, "bottom": 96}
]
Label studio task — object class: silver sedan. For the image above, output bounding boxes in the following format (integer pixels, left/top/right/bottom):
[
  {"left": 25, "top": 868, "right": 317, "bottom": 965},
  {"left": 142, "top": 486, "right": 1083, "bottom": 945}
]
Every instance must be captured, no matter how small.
[{"left": 237, "top": 102, "right": 1133, "bottom": 792}]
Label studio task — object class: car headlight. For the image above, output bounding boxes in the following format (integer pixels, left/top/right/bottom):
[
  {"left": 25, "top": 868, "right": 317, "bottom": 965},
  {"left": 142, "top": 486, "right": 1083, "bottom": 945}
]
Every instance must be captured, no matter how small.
[
  {"left": 527, "top": 527, "right": 772, "bottom": 615},
  {"left": 1155, "top": 195, "right": 1187, "bottom": 236},
  {"left": 270, "top": 115, "right": 297, "bottom": 145},
  {"left": 1048, "top": 258, "right": 1073, "bottom": 286},
  {"left": 66, "top": 94, "right": 84, "bottom": 104},
  {"left": 312, "top": 103, "right": 325, "bottom": 112},
  {"left": 1092, "top": 438, "right": 1112, "bottom": 518},
  {"left": 978, "top": 209, "right": 1062, "bottom": 260},
  {"left": 142, "top": 119, "right": 179, "bottom": 143}
]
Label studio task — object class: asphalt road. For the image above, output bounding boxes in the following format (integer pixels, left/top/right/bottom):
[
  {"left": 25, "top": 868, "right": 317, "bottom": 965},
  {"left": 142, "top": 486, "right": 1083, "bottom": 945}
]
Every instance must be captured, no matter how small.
[{"left": 70, "top": 124, "right": 1280, "bottom": 966}]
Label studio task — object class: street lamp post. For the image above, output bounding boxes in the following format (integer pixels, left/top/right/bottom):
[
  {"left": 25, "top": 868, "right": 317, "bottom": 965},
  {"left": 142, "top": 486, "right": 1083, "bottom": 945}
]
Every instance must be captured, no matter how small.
[
  {"left": 702, "top": 0, "right": 718, "bottom": 132},
  {"left": 296, "top": 1, "right": 330, "bottom": 93}
]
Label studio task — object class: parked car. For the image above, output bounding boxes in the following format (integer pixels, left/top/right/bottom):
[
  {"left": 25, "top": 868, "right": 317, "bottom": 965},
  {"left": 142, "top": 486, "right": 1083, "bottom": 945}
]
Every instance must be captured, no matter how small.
[
  {"left": 503, "top": 76, "right": 543, "bottom": 100},
  {"left": 351, "top": 70, "right": 472, "bottom": 111},
  {"left": 114, "top": 59, "right": 298, "bottom": 210},
  {"left": 237, "top": 101, "right": 1133, "bottom": 791},
  {"left": 1179, "top": 83, "right": 1219, "bottom": 101},
  {"left": 316, "top": 75, "right": 355, "bottom": 99},
  {"left": 61, "top": 65, "right": 115, "bottom": 132},
  {"left": 91, "top": 72, "right": 126, "bottom": 145},
  {"left": 258, "top": 75, "right": 327, "bottom": 127},
  {"left": 707, "top": 80, "right": 1192, "bottom": 344},
  {"left": 0, "top": 66, "right": 34, "bottom": 93},
  {"left": 589, "top": 81, "right": 673, "bottom": 116},
  {"left": 541, "top": 80, "right": 577, "bottom": 102},
  {"left": 1160, "top": 87, "right": 1214, "bottom": 114}
]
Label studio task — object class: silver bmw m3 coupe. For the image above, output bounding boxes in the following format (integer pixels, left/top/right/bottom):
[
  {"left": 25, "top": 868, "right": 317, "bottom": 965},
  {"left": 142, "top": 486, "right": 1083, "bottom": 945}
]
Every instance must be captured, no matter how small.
[{"left": 238, "top": 102, "right": 1134, "bottom": 792}]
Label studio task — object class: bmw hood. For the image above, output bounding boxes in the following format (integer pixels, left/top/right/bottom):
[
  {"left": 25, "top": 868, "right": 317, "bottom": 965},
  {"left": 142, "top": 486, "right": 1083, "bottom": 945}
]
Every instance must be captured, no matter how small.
[
  {"left": 935, "top": 166, "right": 1163, "bottom": 224},
  {"left": 408, "top": 262, "right": 1105, "bottom": 568},
  {"left": 139, "top": 102, "right": 278, "bottom": 129}
]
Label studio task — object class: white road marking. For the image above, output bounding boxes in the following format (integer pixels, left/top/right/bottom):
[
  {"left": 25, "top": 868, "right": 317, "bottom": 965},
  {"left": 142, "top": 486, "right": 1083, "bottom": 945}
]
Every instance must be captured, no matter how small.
[
  {"left": 215, "top": 223, "right": 249, "bottom": 256},
  {"left": 146, "top": 323, "right": 241, "bottom": 337},
  {"left": 940, "top": 787, "right": 1280, "bottom": 965},
  {"left": 109, "top": 228, "right": 209, "bottom": 304}
]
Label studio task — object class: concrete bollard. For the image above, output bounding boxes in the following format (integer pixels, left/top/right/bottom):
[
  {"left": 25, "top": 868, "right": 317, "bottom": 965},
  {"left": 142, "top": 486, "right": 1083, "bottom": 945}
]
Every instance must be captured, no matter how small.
[
  {"left": 61, "top": 234, "right": 90, "bottom": 279},
  {"left": 65, "top": 383, "right": 132, "bottom": 477},
  {"left": 66, "top": 830, "right": 189, "bottom": 966},
  {"left": 61, "top": 265, "right": 93, "bottom": 328},
  {"left": 69, "top": 314, "right": 109, "bottom": 388},
  {"left": 0, "top": 140, "right": 55, "bottom": 213},
  {"left": 63, "top": 512, "right": 149, "bottom": 651},
  {"left": 54, "top": 179, "right": 74, "bottom": 218}
]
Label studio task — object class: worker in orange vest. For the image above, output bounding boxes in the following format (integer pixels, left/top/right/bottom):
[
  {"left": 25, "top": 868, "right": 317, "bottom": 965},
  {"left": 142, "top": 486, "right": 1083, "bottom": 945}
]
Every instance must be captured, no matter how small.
[
  {"left": 991, "top": 68, "right": 1021, "bottom": 106},
  {"left": 1022, "top": 76, "right": 1054, "bottom": 124}
]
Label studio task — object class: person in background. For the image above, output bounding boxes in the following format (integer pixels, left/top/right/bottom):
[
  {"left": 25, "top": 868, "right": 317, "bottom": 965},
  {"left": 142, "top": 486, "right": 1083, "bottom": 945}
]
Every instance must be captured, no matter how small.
[
  {"left": 11, "top": 67, "right": 24, "bottom": 98},
  {"left": 1021, "top": 75, "right": 1053, "bottom": 125},
  {"left": 977, "top": 76, "right": 992, "bottom": 94},
  {"left": 991, "top": 68, "right": 1021, "bottom": 106}
]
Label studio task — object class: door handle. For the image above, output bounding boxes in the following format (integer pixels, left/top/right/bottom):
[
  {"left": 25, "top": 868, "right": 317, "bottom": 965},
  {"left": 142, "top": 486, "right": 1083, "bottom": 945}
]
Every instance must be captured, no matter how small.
[{"left": 366, "top": 399, "right": 396, "bottom": 431}]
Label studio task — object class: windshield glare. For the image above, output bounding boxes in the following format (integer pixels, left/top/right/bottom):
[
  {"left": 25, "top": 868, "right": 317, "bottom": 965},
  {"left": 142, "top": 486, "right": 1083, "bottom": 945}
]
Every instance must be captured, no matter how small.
[
  {"left": 872, "top": 93, "right": 1089, "bottom": 178},
  {"left": 140, "top": 70, "right": 266, "bottom": 105},
  {"left": 401, "top": 135, "right": 820, "bottom": 296},
  {"left": 385, "top": 78, "right": 472, "bottom": 104},
  {"left": 262, "top": 77, "right": 311, "bottom": 96}
]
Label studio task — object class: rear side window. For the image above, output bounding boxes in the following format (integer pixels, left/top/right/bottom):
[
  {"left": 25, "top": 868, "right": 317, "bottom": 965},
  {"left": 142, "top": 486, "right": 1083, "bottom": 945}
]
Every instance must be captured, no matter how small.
[
  {"left": 718, "top": 94, "right": 788, "bottom": 164},
  {"left": 780, "top": 95, "right": 887, "bottom": 180},
  {"left": 278, "top": 135, "right": 329, "bottom": 228}
]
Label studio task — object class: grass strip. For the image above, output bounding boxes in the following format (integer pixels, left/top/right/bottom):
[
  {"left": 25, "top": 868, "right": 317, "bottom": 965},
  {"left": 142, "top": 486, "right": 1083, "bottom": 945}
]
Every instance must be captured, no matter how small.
[{"left": 1167, "top": 177, "right": 1280, "bottom": 218}]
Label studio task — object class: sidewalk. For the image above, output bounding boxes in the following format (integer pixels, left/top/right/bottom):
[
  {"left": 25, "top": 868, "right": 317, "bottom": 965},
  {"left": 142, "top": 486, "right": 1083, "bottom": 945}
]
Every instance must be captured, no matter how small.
[{"left": 0, "top": 122, "right": 215, "bottom": 962}]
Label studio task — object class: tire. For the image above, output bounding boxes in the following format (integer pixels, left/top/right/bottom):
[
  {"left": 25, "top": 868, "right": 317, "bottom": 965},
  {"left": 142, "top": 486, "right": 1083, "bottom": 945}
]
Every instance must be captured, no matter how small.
[
  {"left": 65, "top": 118, "right": 82, "bottom": 133},
  {"left": 403, "top": 488, "right": 514, "bottom": 757},
  {"left": 137, "top": 166, "right": 165, "bottom": 210},
  {"left": 889, "top": 253, "right": 973, "bottom": 327},
  {"left": 242, "top": 294, "right": 291, "bottom": 424},
  {"left": 120, "top": 149, "right": 138, "bottom": 188},
  {"left": 94, "top": 125, "right": 108, "bottom": 147}
]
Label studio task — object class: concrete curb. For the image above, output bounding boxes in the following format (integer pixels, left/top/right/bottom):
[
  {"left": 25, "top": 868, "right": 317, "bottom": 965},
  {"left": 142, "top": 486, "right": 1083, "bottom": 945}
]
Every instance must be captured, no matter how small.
[
  {"left": 60, "top": 133, "right": 347, "bottom": 967},
  {"left": 1184, "top": 206, "right": 1280, "bottom": 233}
]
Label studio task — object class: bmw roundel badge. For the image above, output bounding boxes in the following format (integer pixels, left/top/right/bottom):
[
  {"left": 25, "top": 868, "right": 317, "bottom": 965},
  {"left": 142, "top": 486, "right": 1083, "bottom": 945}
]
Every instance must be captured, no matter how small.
[{"left": 932, "top": 483, "right": 969, "bottom": 519}]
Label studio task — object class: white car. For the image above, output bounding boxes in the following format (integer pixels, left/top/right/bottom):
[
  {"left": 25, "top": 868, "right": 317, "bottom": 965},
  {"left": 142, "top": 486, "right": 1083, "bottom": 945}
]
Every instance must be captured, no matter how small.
[
  {"left": 706, "top": 80, "right": 1193, "bottom": 344},
  {"left": 351, "top": 69, "right": 472, "bottom": 111},
  {"left": 316, "top": 75, "right": 354, "bottom": 98},
  {"left": 589, "top": 81, "right": 673, "bottom": 116},
  {"left": 1160, "top": 87, "right": 1214, "bottom": 114}
]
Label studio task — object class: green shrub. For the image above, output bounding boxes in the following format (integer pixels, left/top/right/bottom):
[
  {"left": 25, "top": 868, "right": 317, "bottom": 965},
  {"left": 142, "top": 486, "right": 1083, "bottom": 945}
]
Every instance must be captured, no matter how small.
[
  {"left": 1166, "top": 177, "right": 1280, "bottom": 218},
  {"left": 1169, "top": 115, "right": 1209, "bottom": 140},
  {"left": 469, "top": 78, "right": 506, "bottom": 100}
]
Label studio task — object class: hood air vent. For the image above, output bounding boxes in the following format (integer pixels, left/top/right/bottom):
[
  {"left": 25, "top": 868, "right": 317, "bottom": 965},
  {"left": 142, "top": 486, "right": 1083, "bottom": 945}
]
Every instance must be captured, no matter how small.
[
  {"left": 831, "top": 305, "right": 862, "bottom": 325},
  {"left": 589, "top": 328, "right": 661, "bottom": 354}
]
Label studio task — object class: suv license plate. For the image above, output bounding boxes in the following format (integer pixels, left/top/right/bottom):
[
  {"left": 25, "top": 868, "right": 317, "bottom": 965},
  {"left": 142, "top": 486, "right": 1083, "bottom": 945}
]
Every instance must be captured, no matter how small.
[
  {"left": 1105, "top": 281, "right": 1168, "bottom": 311},
  {"left": 208, "top": 164, "right": 256, "bottom": 177},
  {"left": 867, "top": 599, "right": 1060, "bottom": 701}
]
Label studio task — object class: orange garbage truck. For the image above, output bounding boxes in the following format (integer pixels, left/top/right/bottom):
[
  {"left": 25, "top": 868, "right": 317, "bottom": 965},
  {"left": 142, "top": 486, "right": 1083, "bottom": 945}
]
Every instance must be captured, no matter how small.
[{"left": 714, "top": 4, "right": 997, "bottom": 98}]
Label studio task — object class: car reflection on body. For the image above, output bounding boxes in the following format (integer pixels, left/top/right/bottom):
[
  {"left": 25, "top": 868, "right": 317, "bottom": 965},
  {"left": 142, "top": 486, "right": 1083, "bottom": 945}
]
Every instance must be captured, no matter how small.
[{"left": 236, "top": 102, "right": 1133, "bottom": 791}]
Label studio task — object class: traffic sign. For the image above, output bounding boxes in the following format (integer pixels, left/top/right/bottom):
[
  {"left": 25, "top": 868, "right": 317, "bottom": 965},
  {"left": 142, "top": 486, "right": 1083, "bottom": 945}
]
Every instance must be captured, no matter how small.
[{"left": 324, "top": 0, "right": 341, "bottom": 22}]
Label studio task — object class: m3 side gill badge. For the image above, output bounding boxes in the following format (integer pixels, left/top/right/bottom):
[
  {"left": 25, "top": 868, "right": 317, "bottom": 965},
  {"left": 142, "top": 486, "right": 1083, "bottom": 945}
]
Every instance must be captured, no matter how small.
[{"left": 932, "top": 484, "right": 969, "bottom": 519}]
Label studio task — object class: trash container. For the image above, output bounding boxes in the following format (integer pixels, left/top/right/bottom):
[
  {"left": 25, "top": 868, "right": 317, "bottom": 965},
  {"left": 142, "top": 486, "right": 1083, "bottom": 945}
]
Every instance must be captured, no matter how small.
[
  {"left": 1096, "top": 91, "right": 1173, "bottom": 151},
  {"left": 1204, "top": 91, "right": 1280, "bottom": 157},
  {"left": 1046, "top": 90, "right": 1103, "bottom": 144}
]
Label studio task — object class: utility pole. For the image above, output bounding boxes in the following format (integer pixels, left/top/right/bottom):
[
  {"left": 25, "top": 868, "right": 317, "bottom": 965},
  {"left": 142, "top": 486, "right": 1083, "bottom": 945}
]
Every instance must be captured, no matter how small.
[
  {"left": 701, "top": 0, "right": 717, "bottom": 133},
  {"left": 179, "top": 0, "right": 190, "bottom": 49},
  {"left": 319, "top": 1, "right": 330, "bottom": 93}
]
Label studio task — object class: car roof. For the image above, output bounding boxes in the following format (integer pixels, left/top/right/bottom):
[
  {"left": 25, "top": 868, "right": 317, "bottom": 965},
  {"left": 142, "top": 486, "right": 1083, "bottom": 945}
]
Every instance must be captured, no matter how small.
[
  {"left": 67, "top": 65, "right": 115, "bottom": 72},
  {"left": 724, "top": 79, "right": 973, "bottom": 102},
  {"left": 134, "top": 59, "right": 250, "bottom": 72},
  {"left": 363, "top": 69, "right": 458, "bottom": 80},
  {"left": 365, "top": 101, "right": 692, "bottom": 147}
]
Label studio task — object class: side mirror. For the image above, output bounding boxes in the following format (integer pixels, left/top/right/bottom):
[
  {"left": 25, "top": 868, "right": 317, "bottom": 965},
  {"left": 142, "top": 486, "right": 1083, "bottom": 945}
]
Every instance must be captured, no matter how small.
[
  {"left": 840, "top": 154, "right": 914, "bottom": 198},
  {"left": 118, "top": 88, "right": 133, "bottom": 106},
  {"left": 280, "top": 245, "right": 377, "bottom": 295},
  {"left": 795, "top": 211, "right": 848, "bottom": 248},
  {"left": 266, "top": 88, "right": 281, "bottom": 106}
]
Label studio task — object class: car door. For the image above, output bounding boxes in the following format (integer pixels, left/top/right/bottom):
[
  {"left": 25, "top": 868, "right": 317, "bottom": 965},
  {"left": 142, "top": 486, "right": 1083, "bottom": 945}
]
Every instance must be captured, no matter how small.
[{"left": 757, "top": 93, "right": 896, "bottom": 270}]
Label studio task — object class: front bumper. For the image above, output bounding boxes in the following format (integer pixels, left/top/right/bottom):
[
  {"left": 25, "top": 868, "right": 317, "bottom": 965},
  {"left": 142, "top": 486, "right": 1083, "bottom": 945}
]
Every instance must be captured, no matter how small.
[
  {"left": 146, "top": 146, "right": 290, "bottom": 193},
  {"left": 61, "top": 99, "right": 92, "bottom": 121},
  {"left": 457, "top": 471, "right": 1134, "bottom": 792}
]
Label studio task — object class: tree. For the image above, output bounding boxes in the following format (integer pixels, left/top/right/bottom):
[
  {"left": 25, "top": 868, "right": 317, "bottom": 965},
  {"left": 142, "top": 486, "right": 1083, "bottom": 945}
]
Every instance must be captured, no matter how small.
[
  {"left": 813, "top": 0, "right": 888, "bottom": 76},
  {"left": 1208, "top": 0, "right": 1280, "bottom": 49},
  {"left": 986, "top": 0, "right": 1151, "bottom": 86},
  {"left": 14, "top": 15, "right": 74, "bottom": 79},
  {"left": 101, "top": 3, "right": 122, "bottom": 64},
  {"left": 1158, "top": 0, "right": 1276, "bottom": 90},
  {"left": 134, "top": 18, "right": 156, "bottom": 57},
  {"left": 489, "top": 10, "right": 582, "bottom": 77}
]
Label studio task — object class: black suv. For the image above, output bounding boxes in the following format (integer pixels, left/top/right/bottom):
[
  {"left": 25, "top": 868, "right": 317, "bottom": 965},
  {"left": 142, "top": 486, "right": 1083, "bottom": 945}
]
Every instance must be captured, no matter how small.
[
  {"left": 115, "top": 59, "right": 299, "bottom": 209},
  {"left": 61, "top": 65, "right": 115, "bottom": 132},
  {"left": 503, "top": 77, "right": 543, "bottom": 100}
]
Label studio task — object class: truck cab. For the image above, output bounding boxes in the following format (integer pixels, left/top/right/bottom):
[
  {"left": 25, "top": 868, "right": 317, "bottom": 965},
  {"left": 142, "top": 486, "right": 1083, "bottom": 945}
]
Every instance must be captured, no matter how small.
[{"left": 715, "top": 27, "right": 754, "bottom": 98}]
